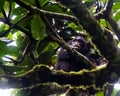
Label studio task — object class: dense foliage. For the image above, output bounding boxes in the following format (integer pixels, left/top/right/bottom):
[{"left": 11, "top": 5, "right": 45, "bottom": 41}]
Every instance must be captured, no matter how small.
[{"left": 0, "top": 0, "right": 120, "bottom": 96}]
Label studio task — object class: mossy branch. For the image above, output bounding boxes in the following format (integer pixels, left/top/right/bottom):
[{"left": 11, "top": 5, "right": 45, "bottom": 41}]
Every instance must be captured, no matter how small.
[
  {"left": 0, "top": 63, "right": 111, "bottom": 89},
  {"left": 20, "top": 82, "right": 69, "bottom": 95}
]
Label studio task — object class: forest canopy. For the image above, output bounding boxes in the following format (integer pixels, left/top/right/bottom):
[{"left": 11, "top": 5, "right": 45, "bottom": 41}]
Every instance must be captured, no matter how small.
[{"left": 0, "top": 0, "right": 120, "bottom": 96}]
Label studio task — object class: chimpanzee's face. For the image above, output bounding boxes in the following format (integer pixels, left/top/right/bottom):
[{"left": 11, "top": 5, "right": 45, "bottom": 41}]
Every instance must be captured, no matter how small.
[{"left": 68, "top": 36, "right": 87, "bottom": 53}]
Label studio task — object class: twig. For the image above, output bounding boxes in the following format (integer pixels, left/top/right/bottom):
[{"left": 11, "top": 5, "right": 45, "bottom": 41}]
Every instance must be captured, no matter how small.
[
  {"left": 21, "top": 82, "right": 68, "bottom": 95},
  {"left": 0, "top": 64, "right": 108, "bottom": 89}
]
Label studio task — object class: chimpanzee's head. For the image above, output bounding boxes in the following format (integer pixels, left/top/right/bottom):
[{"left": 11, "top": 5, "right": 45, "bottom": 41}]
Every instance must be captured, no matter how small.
[{"left": 67, "top": 36, "right": 91, "bottom": 54}]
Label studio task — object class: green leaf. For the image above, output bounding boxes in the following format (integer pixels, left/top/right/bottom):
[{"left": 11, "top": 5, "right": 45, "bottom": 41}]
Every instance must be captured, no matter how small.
[
  {"left": 41, "top": 42, "right": 58, "bottom": 53},
  {"left": 0, "top": 24, "right": 6, "bottom": 33},
  {"left": 0, "top": 0, "right": 5, "bottom": 12},
  {"left": 12, "top": 6, "right": 27, "bottom": 16},
  {"left": 114, "top": 0, "right": 120, "bottom": 2},
  {"left": 68, "top": 22, "right": 82, "bottom": 31},
  {"left": 112, "top": 89, "right": 119, "bottom": 96},
  {"left": 21, "top": 0, "right": 35, "bottom": 5},
  {"left": 7, "top": 46, "right": 19, "bottom": 56},
  {"left": 100, "top": 19, "right": 107, "bottom": 27},
  {"left": 37, "top": 41, "right": 58, "bottom": 64},
  {"left": 39, "top": 0, "right": 49, "bottom": 7},
  {"left": 16, "top": 35, "right": 28, "bottom": 49},
  {"left": 31, "top": 15, "right": 46, "bottom": 40},
  {"left": 19, "top": 55, "right": 34, "bottom": 69},
  {"left": 15, "top": 16, "right": 32, "bottom": 30},
  {"left": 1, "top": 65, "right": 27, "bottom": 75},
  {"left": 36, "top": 39, "right": 50, "bottom": 55},
  {"left": 43, "top": 5, "right": 63, "bottom": 13},
  {"left": 114, "top": 11, "right": 120, "bottom": 21},
  {"left": 96, "top": 91, "right": 104, "bottom": 96},
  {"left": 0, "top": 40, "right": 8, "bottom": 57},
  {"left": 0, "top": 23, "right": 9, "bottom": 34},
  {"left": 38, "top": 50, "right": 55, "bottom": 64},
  {"left": 112, "top": 2, "right": 120, "bottom": 11}
]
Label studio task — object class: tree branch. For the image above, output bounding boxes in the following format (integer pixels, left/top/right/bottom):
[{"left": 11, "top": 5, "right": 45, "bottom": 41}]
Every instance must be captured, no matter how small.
[
  {"left": 0, "top": 64, "right": 114, "bottom": 89},
  {"left": 20, "top": 82, "right": 69, "bottom": 95},
  {"left": 13, "top": 0, "right": 79, "bottom": 24}
]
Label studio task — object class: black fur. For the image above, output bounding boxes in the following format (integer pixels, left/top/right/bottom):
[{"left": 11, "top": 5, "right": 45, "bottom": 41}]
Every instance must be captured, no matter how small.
[{"left": 55, "top": 36, "right": 103, "bottom": 72}]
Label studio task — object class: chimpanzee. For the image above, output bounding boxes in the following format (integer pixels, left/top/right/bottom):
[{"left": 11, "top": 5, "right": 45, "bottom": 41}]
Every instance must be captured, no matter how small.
[{"left": 55, "top": 35, "right": 104, "bottom": 72}]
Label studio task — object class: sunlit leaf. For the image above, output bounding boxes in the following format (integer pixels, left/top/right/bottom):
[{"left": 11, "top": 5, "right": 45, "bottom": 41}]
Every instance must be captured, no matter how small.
[
  {"left": 31, "top": 15, "right": 46, "bottom": 40},
  {"left": 112, "top": 89, "right": 119, "bottom": 96},
  {"left": 113, "top": 2, "right": 120, "bottom": 11},
  {"left": 114, "top": 11, "right": 120, "bottom": 21},
  {"left": 68, "top": 22, "right": 82, "bottom": 31},
  {"left": 100, "top": 19, "right": 107, "bottom": 27},
  {"left": 96, "top": 91, "right": 104, "bottom": 96},
  {"left": 0, "top": 23, "right": 9, "bottom": 35},
  {"left": 11, "top": 9, "right": 28, "bottom": 26}
]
